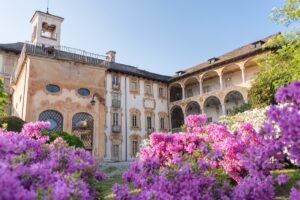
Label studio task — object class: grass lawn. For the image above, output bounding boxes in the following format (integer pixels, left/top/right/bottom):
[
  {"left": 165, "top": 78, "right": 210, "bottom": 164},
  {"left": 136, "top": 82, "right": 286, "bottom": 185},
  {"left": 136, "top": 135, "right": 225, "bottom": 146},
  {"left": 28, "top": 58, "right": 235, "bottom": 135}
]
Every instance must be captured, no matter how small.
[{"left": 273, "top": 168, "right": 300, "bottom": 200}]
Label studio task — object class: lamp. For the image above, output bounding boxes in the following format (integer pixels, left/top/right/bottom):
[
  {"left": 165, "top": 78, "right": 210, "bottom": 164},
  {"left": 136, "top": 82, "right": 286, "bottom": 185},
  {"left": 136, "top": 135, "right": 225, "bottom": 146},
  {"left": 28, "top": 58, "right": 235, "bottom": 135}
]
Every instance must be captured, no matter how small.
[
  {"left": 90, "top": 94, "right": 96, "bottom": 106},
  {"left": 90, "top": 93, "right": 105, "bottom": 106}
]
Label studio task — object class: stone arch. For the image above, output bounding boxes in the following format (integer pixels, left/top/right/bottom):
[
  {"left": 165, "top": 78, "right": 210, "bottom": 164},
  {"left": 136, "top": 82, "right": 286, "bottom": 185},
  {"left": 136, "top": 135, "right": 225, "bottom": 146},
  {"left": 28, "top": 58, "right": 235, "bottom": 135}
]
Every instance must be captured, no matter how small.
[
  {"left": 72, "top": 112, "right": 94, "bottom": 151},
  {"left": 184, "top": 77, "right": 200, "bottom": 98},
  {"left": 39, "top": 110, "right": 63, "bottom": 131},
  {"left": 203, "top": 96, "right": 222, "bottom": 122},
  {"left": 169, "top": 83, "right": 183, "bottom": 102},
  {"left": 244, "top": 58, "right": 259, "bottom": 82},
  {"left": 171, "top": 106, "right": 184, "bottom": 132},
  {"left": 185, "top": 101, "right": 201, "bottom": 116},
  {"left": 222, "top": 64, "right": 242, "bottom": 87},
  {"left": 201, "top": 70, "right": 220, "bottom": 94},
  {"left": 224, "top": 90, "right": 245, "bottom": 114}
]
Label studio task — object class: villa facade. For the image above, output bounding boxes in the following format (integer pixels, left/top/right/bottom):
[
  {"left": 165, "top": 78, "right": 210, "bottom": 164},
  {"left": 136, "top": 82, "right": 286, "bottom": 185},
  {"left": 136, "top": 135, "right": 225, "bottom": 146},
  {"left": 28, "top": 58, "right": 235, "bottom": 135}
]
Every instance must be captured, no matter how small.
[{"left": 0, "top": 11, "right": 272, "bottom": 160}]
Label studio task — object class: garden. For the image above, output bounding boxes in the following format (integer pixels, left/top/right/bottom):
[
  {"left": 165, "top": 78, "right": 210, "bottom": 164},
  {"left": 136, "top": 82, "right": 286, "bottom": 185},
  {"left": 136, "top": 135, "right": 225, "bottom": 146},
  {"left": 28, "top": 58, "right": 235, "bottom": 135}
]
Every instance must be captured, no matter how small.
[
  {"left": 0, "top": 1, "right": 300, "bottom": 199},
  {"left": 0, "top": 80, "right": 299, "bottom": 199}
]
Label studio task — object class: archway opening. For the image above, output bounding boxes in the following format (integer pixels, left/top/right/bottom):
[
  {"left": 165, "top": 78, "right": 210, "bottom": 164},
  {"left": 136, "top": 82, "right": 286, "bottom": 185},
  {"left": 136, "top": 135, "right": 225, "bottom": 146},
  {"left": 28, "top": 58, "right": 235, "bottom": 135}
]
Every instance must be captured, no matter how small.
[
  {"left": 184, "top": 77, "right": 200, "bottom": 98},
  {"left": 204, "top": 96, "right": 222, "bottom": 122},
  {"left": 202, "top": 71, "right": 220, "bottom": 94},
  {"left": 170, "top": 83, "right": 183, "bottom": 102},
  {"left": 222, "top": 64, "right": 242, "bottom": 88},
  {"left": 171, "top": 106, "right": 184, "bottom": 132},
  {"left": 244, "top": 59, "right": 259, "bottom": 82},
  {"left": 224, "top": 91, "right": 245, "bottom": 114},
  {"left": 186, "top": 101, "right": 201, "bottom": 116}
]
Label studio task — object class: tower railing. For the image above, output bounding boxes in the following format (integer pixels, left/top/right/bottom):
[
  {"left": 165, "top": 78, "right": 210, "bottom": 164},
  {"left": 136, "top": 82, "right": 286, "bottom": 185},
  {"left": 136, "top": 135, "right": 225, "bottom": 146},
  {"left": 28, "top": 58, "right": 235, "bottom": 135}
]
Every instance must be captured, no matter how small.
[{"left": 22, "top": 41, "right": 109, "bottom": 66}]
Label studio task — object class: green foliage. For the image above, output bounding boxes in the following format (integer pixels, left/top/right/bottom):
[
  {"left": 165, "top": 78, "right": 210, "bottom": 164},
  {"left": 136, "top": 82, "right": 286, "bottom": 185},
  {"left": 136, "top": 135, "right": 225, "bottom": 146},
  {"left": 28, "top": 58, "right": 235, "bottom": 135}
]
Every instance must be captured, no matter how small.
[
  {"left": 41, "top": 130, "right": 84, "bottom": 148},
  {"left": 0, "top": 78, "right": 8, "bottom": 117},
  {"left": 0, "top": 116, "right": 26, "bottom": 132},
  {"left": 271, "top": 0, "right": 300, "bottom": 26},
  {"left": 272, "top": 169, "right": 300, "bottom": 198},
  {"left": 249, "top": 0, "right": 300, "bottom": 108},
  {"left": 227, "top": 103, "right": 251, "bottom": 116},
  {"left": 249, "top": 31, "right": 300, "bottom": 108}
]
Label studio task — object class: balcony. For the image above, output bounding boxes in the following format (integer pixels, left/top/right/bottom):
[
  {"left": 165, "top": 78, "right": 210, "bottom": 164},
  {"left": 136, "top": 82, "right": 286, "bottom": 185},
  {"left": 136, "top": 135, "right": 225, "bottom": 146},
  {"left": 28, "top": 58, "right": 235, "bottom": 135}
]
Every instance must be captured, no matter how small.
[
  {"left": 112, "top": 125, "right": 121, "bottom": 133},
  {"left": 112, "top": 84, "right": 120, "bottom": 90},
  {"left": 146, "top": 128, "right": 155, "bottom": 134},
  {"left": 112, "top": 99, "right": 121, "bottom": 108}
]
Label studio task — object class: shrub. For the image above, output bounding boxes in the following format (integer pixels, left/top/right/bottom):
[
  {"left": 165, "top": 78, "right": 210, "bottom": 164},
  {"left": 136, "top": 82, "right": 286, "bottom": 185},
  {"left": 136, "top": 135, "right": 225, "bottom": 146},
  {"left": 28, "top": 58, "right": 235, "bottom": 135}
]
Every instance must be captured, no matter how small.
[
  {"left": 0, "top": 116, "right": 26, "bottom": 132},
  {"left": 0, "top": 121, "right": 106, "bottom": 199},
  {"left": 41, "top": 130, "right": 84, "bottom": 148}
]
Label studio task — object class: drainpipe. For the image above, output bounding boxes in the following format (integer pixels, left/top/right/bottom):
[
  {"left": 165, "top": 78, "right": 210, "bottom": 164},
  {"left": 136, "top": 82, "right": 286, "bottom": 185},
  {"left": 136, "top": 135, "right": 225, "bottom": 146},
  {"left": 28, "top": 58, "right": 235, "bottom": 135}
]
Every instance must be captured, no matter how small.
[{"left": 125, "top": 76, "right": 128, "bottom": 161}]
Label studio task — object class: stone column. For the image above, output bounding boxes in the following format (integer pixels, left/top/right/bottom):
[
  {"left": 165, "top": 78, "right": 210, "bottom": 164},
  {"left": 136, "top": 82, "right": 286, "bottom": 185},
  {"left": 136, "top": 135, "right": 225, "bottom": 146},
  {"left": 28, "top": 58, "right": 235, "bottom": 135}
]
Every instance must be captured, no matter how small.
[
  {"left": 199, "top": 79, "right": 203, "bottom": 95},
  {"left": 221, "top": 103, "right": 226, "bottom": 115},
  {"left": 218, "top": 72, "right": 223, "bottom": 90},
  {"left": 241, "top": 66, "right": 246, "bottom": 84},
  {"left": 182, "top": 85, "right": 185, "bottom": 99}
]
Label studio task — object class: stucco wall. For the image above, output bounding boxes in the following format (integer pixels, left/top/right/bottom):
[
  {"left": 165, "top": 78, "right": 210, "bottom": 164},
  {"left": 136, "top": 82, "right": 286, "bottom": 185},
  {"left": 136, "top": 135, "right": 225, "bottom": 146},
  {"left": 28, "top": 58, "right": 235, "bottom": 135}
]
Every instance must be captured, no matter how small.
[
  {"left": 105, "top": 73, "right": 168, "bottom": 161},
  {"left": 14, "top": 55, "right": 106, "bottom": 158}
]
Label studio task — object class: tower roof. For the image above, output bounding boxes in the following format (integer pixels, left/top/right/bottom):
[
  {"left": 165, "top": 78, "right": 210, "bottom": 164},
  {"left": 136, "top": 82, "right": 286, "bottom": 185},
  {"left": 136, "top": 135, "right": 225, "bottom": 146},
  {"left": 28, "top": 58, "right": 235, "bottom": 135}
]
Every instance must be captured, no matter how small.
[{"left": 30, "top": 10, "right": 64, "bottom": 23}]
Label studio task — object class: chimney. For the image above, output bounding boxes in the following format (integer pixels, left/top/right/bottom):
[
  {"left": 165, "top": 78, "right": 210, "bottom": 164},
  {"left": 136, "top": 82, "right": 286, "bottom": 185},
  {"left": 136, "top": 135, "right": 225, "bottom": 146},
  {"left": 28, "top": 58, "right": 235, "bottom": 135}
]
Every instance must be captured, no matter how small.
[{"left": 106, "top": 50, "right": 116, "bottom": 62}]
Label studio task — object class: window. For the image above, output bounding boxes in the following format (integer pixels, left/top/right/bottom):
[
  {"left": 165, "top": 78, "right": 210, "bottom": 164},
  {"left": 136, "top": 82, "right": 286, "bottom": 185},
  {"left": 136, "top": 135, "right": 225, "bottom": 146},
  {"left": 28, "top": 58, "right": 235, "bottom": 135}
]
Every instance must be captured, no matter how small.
[
  {"left": 160, "top": 117, "right": 165, "bottom": 129},
  {"left": 112, "top": 75, "right": 119, "bottom": 86},
  {"left": 72, "top": 112, "right": 94, "bottom": 150},
  {"left": 130, "top": 80, "right": 138, "bottom": 92},
  {"left": 145, "top": 84, "right": 152, "bottom": 95},
  {"left": 112, "top": 145, "right": 119, "bottom": 160},
  {"left": 112, "top": 113, "right": 119, "bottom": 126},
  {"left": 203, "top": 86, "right": 211, "bottom": 93},
  {"left": 46, "top": 84, "right": 60, "bottom": 93},
  {"left": 112, "top": 93, "right": 119, "bottom": 100},
  {"left": 159, "top": 88, "right": 163, "bottom": 96},
  {"left": 132, "top": 141, "right": 139, "bottom": 157},
  {"left": 132, "top": 114, "right": 137, "bottom": 128},
  {"left": 78, "top": 88, "right": 90, "bottom": 96},
  {"left": 147, "top": 116, "right": 152, "bottom": 129},
  {"left": 39, "top": 110, "right": 63, "bottom": 131}
]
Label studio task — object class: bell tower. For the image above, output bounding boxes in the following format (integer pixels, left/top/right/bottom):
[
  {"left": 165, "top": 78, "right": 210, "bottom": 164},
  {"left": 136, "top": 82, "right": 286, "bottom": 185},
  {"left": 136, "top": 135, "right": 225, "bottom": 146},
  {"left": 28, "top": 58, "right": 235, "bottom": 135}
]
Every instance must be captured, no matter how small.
[{"left": 30, "top": 11, "right": 64, "bottom": 47}]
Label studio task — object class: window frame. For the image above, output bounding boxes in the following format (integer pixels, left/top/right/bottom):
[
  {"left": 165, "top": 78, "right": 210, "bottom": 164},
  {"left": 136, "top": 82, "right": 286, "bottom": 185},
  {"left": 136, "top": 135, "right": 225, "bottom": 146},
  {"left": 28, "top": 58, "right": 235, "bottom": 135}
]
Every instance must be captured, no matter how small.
[{"left": 78, "top": 88, "right": 90, "bottom": 96}]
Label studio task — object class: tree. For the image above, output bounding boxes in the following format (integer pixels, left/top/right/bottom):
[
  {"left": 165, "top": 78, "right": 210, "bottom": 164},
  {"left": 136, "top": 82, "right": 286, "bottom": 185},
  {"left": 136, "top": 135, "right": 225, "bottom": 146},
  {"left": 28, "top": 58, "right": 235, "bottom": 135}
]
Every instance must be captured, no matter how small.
[{"left": 248, "top": 0, "right": 300, "bottom": 108}]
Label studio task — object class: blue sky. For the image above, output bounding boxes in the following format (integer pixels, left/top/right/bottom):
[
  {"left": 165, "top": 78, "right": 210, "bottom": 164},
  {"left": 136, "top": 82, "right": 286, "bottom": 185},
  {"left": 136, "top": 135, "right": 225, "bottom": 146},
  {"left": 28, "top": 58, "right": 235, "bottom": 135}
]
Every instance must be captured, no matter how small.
[{"left": 0, "top": 0, "right": 288, "bottom": 75}]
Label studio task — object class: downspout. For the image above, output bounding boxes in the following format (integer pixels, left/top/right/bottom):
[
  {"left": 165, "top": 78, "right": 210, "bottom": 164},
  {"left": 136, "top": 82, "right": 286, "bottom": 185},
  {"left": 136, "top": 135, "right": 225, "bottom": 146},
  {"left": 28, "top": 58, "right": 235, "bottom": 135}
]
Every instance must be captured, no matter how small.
[{"left": 125, "top": 76, "right": 128, "bottom": 161}]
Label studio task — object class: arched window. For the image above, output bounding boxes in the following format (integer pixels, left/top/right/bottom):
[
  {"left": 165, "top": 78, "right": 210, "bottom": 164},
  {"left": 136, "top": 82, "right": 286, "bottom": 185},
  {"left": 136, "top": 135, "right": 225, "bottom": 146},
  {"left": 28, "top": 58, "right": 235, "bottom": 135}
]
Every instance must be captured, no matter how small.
[
  {"left": 39, "top": 110, "right": 63, "bottom": 131},
  {"left": 72, "top": 112, "right": 94, "bottom": 150}
]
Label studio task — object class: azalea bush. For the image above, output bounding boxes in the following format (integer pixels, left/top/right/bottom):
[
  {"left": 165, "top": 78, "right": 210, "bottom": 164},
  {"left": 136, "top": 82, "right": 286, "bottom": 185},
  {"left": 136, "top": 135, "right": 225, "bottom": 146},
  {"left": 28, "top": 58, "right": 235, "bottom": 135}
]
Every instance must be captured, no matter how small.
[
  {"left": 113, "top": 81, "right": 300, "bottom": 200},
  {"left": 0, "top": 121, "right": 105, "bottom": 200},
  {"left": 219, "top": 108, "right": 266, "bottom": 131}
]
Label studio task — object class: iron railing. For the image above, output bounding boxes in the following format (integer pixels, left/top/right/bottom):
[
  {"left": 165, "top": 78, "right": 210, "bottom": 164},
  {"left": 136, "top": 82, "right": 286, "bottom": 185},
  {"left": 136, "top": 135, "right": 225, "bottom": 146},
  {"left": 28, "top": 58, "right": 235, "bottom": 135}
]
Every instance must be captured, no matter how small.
[{"left": 21, "top": 41, "right": 109, "bottom": 66}]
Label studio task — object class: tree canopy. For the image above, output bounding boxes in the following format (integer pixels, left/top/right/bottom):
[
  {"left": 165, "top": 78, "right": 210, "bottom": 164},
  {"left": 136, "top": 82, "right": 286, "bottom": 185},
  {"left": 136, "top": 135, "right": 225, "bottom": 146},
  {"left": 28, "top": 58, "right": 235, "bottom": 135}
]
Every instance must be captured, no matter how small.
[{"left": 248, "top": 0, "right": 300, "bottom": 108}]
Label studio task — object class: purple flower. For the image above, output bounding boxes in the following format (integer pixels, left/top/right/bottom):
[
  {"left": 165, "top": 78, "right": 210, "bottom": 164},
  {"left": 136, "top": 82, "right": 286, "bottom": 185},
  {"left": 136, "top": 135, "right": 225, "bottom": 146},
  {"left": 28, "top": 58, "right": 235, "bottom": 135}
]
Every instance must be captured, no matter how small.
[{"left": 276, "top": 174, "right": 289, "bottom": 185}]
